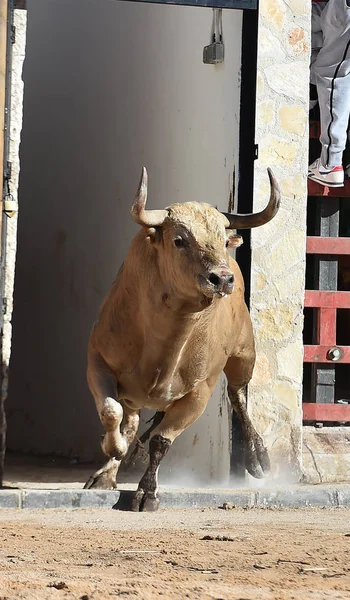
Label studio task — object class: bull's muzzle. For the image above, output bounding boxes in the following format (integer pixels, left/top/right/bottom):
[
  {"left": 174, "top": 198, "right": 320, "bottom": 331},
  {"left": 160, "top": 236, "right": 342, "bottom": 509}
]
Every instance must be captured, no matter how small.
[{"left": 199, "top": 268, "right": 234, "bottom": 297}]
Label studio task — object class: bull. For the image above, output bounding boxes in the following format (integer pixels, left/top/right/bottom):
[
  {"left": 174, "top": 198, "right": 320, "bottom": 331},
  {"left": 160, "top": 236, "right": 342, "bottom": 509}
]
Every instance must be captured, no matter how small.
[{"left": 85, "top": 167, "right": 280, "bottom": 511}]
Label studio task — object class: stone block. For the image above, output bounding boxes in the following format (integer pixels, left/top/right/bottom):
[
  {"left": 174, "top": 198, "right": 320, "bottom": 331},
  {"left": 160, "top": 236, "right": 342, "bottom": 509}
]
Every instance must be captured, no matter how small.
[
  {"left": 288, "top": 27, "right": 308, "bottom": 56},
  {"left": 254, "top": 304, "right": 302, "bottom": 343},
  {"left": 160, "top": 491, "right": 254, "bottom": 509},
  {"left": 283, "top": 0, "right": 309, "bottom": 15},
  {"left": 251, "top": 353, "right": 271, "bottom": 387},
  {"left": 255, "top": 230, "right": 305, "bottom": 277},
  {"left": 256, "top": 73, "right": 265, "bottom": 96},
  {"left": 259, "top": 135, "right": 299, "bottom": 167},
  {"left": 259, "top": 26, "right": 285, "bottom": 58},
  {"left": 303, "top": 427, "right": 350, "bottom": 484},
  {"left": 279, "top": 104, "right": 307, "bottom": 136},
  {"left": 0, "top": 490, "right": 21, "bottom": 508},
  {"left": 274, "top": 267, "right": 306, "bottom": 302},
  {"left": 253, "top": 271, "right": 268, "bottom": 292},
  {"left": 273, "top": 380, "right": 298, "bottom": 414},
  {"left": 257, "top": 100, "right": 275, "bottom": 128},
  {"left": 22, "top": 490, "right": 79, "bottom": 509},
  {"left": 336, "top": 488, "right": 350, "bottom": 507},
  {"left": 79, "top": 490, "right": 120, "bottom": 508},
  {"left": 260, "top": 0, "right": 286, "bottom": 30},
  {"left": 275, "top": 489, "right": 335, "bottom": 508},
  {"left": 277, "top": 340, "right": 304, "bottom": 382},
  {"left": 265, "top": 62, "right": 309, "bottom": 100},
  {"left": 280, "top": 174, "right": 306, "bottom": 198},
  {"left": 22, "top": 489, "right": 121, "bottom": 509}
]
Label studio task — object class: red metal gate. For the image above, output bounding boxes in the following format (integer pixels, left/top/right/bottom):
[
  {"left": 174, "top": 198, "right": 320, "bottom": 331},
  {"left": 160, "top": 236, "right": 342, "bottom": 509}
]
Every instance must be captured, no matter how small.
[{"left": 304, "top": 125, "right": 350, "bottom": 423}]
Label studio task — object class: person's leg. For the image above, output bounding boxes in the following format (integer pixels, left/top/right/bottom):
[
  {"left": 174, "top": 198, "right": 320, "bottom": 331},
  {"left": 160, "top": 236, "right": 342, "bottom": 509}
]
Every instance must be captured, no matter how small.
[
  {"left": 314, "top": 0, "right": 350, "bottom": 168},
  {"left": 310, "top": 1, "right": 327, "bottom": 88}
]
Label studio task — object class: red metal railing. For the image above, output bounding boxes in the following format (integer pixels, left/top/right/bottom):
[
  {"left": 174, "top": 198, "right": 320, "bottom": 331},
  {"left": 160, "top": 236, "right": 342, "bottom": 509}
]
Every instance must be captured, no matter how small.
[{"left": 303, "top": 131, "right": 350, "bottom": 421}]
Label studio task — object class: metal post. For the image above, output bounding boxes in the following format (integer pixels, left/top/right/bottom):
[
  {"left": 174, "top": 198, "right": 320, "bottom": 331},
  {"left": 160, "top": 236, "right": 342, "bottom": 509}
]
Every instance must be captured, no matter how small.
[{"left": 0, "top": 0, "right": 11, "bottom": 488}]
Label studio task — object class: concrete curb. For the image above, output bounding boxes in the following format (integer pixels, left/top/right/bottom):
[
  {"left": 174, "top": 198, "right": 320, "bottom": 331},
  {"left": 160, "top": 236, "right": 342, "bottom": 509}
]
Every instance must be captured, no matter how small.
[{"left": 0, "top": 486, "right": 350, "bottom": 510}]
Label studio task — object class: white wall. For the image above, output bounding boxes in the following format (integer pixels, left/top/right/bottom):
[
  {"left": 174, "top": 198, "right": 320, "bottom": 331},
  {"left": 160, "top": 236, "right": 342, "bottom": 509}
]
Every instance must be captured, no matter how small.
[{"left": 7, "top": 0, "right": 242, "bottom": 482}]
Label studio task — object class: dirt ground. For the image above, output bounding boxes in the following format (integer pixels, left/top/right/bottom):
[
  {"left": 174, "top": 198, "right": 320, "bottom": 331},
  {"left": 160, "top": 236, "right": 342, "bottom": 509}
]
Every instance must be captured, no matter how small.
[{"left": 0, "top": 507, "right": 349, "bottom": 600}]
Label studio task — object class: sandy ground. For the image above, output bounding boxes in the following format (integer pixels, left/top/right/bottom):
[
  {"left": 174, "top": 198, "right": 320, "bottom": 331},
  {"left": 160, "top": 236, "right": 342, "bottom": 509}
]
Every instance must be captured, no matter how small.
[{"left": 0, "top": 507, "right": 349, "bottom": 600}]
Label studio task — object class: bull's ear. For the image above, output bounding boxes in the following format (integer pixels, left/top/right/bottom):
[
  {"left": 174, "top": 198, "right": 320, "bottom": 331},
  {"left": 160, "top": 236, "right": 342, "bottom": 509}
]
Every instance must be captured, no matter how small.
[
  {"left": 226, "top": 232, "right": 243, "bottom": 248},
  {"left": 145, "top": 227, "right": 162, "bottom": 244}
]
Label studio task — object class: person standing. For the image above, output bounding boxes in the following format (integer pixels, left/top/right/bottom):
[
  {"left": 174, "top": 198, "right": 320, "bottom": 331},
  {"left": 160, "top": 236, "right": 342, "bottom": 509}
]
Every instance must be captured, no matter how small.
[{"left": 308, "top": 0, "right": 350, "bottom": 188}]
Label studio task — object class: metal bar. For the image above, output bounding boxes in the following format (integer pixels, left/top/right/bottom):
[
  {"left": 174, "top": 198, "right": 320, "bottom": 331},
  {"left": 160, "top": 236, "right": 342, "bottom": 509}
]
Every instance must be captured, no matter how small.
[
  {"left": 303, "top": 403, "right": 350, "bottom": 421},
  {"left": 116, "top": 0, "right": 257, "bottom": 8},
  {"left": 307, "top": 236, "right": 350, "bottom": 255},
  {"left": 308, "top": 180, "right": 350, "bottom": 197},
  {"left": 304, "top": 345, "right": 350, "bottom": 363},
  {"left": 234, "top": 8, "right": 258, "bottom": 473},
  {"left": 0, "top": 0, "right": 10, "bottom": 490},
  {"left": 318, "top": 308, "right": 336, "bottom": 346},
  {"left": 305, "top": 291, "right": 350, "bottom": 308},
  {"left": 0, "top": 0, "right": 8, "bottom": 248}
]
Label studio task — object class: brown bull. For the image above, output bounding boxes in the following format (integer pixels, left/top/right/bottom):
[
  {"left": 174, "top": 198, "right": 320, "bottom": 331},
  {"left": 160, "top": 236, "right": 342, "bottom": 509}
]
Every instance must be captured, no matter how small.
[{"left": 85, "top": 167, "right": 280, "bottom": 511}]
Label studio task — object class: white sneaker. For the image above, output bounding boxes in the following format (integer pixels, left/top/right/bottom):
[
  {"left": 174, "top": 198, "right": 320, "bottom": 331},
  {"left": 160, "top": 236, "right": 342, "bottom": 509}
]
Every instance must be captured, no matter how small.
[
  {"left": 345, "top": 164, "right": 350, "bottom": 179},
  {"left": 308, "top": 158, "right": 344, "bottom": 187}
]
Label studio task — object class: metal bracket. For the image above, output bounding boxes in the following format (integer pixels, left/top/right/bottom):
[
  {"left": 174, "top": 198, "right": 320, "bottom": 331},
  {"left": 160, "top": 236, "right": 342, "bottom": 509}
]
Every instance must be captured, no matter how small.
[
  {"left": 327, "top": 346, "right": 343, "bottom": 362},
  {"left": 203, "top": 9, "right": 224, "bottom": 65}
]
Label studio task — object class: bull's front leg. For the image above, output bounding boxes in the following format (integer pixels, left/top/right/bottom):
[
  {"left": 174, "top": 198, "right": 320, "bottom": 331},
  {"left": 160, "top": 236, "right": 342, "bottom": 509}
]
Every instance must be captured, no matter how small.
[
  {"left": 84, "top": 352, "right": 139, "bottom": 489},
  {"left": 131, "top": 379, "right": 216, "bottom": 512},
  {"left": 131, "top": 434, "right": 170, "bottom": 512},
  {"left": 228, "top": 386, "right": 270, "bottom": 479}
]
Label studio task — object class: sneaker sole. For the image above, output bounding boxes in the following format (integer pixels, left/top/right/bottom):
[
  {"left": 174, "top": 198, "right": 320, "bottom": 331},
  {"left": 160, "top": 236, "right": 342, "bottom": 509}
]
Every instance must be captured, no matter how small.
[{"left": 308, "top": 173, "right": 344, "bottom": 188}]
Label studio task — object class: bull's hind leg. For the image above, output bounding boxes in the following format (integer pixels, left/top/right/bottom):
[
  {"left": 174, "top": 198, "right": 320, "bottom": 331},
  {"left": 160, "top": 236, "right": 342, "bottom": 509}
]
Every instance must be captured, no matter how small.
[
  {"left": 84, "top": 353, "right": 139, "bottom": 489},
  {"left": 224, "top": 356, "right": 270, "bottom": 479},
  {"left": 131, "top": 380, "right": 215, "bottom": 512}
]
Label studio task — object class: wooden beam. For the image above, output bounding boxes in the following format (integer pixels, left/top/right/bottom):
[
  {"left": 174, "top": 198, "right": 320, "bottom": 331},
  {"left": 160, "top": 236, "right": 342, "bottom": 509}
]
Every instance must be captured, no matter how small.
[
  {"left": 308, "top": 178, "right": 350, "bottom": 197},
  {"left": 303, "top": 403, "right": 350, "bottom": 421},
  {"left": 305, "top": 290, "right": 350, "bottom": 308},
  {"left": 318, "top": 308, "right": 336, "bottom": 346},
  {"left": 306, "top": 236, "right": 350, "bottom": 255}
]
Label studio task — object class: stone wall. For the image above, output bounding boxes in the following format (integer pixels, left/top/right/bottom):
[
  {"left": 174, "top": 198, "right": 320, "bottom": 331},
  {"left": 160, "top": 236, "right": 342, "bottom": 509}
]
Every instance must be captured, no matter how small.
[{"left": 248, "top": 0, "right": 311, "bottom": 481}]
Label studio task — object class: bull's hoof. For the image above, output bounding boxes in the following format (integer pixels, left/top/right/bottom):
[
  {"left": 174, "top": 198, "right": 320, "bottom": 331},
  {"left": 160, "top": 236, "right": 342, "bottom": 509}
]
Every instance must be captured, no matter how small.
[
  {"left": 130, "top": 489, "right": 159, "bottom": 512},
  {"left": 141, "top": 494, "right": 159, "bottom": 512},
  {"left": 245, "top": 435, "right": 270, "bottom": 479},
  {"left": 83, "top": 458, "right": 119, "bottom": 490}
]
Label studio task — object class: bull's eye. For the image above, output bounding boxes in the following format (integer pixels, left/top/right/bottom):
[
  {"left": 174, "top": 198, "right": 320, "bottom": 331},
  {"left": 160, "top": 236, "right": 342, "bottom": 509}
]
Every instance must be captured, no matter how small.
[{"left": 174, "top": 237, "right": 185, "bottom": 248}]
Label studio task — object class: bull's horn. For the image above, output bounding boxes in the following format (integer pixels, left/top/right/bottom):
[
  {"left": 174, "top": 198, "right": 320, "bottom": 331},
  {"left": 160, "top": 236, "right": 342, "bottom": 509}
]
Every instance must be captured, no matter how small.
[
  {"left": 221, "top": 168, "right": 280, "bottom": 229},
  {"left": 131, "top": 167, "right": 168, "bottom": 227}
]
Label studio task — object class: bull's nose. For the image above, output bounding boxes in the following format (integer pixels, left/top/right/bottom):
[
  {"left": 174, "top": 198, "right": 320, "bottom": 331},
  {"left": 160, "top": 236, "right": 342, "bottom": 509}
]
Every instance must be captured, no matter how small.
[{"left": 208, "top": 269, "right": 234, "bottom": 294}]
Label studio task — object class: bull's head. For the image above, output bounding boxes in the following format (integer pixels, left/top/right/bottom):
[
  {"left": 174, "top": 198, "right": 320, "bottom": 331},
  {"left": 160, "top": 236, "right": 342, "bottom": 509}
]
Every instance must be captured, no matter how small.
[{"left": 131, "top": 168, "right": 280, "bottom": 302}]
